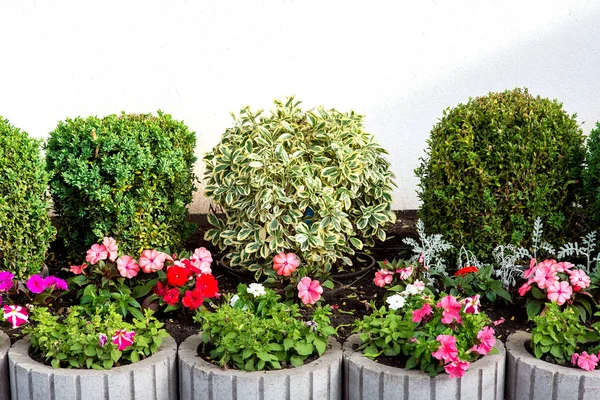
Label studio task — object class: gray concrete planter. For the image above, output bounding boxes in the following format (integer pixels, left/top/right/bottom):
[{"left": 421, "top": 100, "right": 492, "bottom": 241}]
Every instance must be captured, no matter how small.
[
  {"left": 506, "top": 331, "right": 600, "bottom": 400},
  {"left": 178, "top": 334, "right": 342, "bottom": 400},
  {"left": 343, "top": 334, "right": 505, "bottom": 400},
  {"left": 8, "top": 334, "right": 177, "bottom": 400},
  {"left": 0, "top": 331, "right": 10, "bottom": 400}
]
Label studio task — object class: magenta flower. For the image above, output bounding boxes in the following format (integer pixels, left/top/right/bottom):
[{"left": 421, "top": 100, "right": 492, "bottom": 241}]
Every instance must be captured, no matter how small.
[
  {"left": 191, "top": 247, "right": 213, "bottom": 274},
  {"left": 3, "top": 305, "right": 28, "bottom": 328},
  {"left": 547, "top": 281, "right": 573, "bottom": 306},
  {"left": 533, "top": 262, "right": 559, "bottom": 289},
  {"left": 102, "top": 237, "right": 119, "bottom": 261},
  {"left": 576, "top": 351, "right": 598, "bottom": 371},
  {"left": 86, "top": 244, "right": 108, "bottom": 265},
  {"left": 116, "top": 256, "right": 140, "bottom": 279},
  {"left": 26, "top": 274, "right": 46, "bottom": 294},
  {"left": 273, "top": 252, "right": 300, "bottom": 277},
  {"left": 431, "top": 334, "right": 458, "bottom": 363},
  {"left": 568, "top": 269, "right": 591, "bottom": 291},
  {"left": 139, "top": 249, "right": 167, "bottom": 273},
  {"left": 112, "top": 329, "right": 136, "bottom": 350},
  {"left": 373, "top": 269, "right": 393, "bottom": 287},
  {"left": 99, "top": 333, "right": 108, "bottom": 347},
  {"left": 412, "top": 303, "right": 432, "bottom": 323},
  {"left": 43, "top": 276, "right": 67, "bottom": 291},
  {"left": 54, "top": 278, "right": 68, "bottom": 291},
  {"left": 0, "top": 271, "right": 14, "bottom": 292},
  {"left": 470, "top": 327, "right": 496, "bottom": 355},
  {"left": 444, "top": 360, "right": 471, "bottom": 378},
  {"left": 462, "top": 294, "right": 480, "bottom": 314},
  {"left": 297, "top": 277, "right": 323, "bottom": 305},
  {"left": 437, "top": 295, "right": 462, "bottom": 324}
]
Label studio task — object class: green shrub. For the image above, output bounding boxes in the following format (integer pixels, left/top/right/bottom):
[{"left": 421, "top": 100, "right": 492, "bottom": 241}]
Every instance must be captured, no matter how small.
[
  {"left": 203, "top": 97, "right": 396, "bottom": 278},
  {"left": 584, "top": 122, "right": 600, "bottom": 225},
  {"left": 46, "top": 112, "right": 197, "bottom": 259},
  {"left": 0, "top": 117, "right": 55, "bottom": 279},
  {"left": 416, "top": 88, "right": 585, "bottom": 262}
]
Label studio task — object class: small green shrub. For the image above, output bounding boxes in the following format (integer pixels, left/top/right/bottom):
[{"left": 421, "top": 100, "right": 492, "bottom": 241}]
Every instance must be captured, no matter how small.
[
  {"left": 46, "top": 112, "right": 197, "bottom": 259},
  {"left": 0, "top": 117, "right": 55, "bottom": 279},
  {"left": 584, "top": 122, "right": 600, "bottom": 225},
  {"left": 204, "top": 97, "right": 396, "bottom": 278},
  {"left": 416, "top": 88, "right": 585, "bottom": 262}
]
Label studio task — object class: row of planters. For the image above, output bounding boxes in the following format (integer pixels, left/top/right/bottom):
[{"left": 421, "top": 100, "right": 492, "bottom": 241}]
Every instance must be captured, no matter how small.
[{"left": 2, "top": 88, "right": 600, "bottom": 399}]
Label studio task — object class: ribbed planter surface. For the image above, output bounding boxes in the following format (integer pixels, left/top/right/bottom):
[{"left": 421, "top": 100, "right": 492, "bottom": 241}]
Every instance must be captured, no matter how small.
[
  {"left": 0, "top": 331, "right": 10, "bottom": 400},
  {"left": 343, "top": 334, "right": 505, "bottom": 400},
  {"left": 8, "top": 334, "right": 177, "bottom": 400},
  {"left": 506, "top": 331, "right": 600, "bottom": 400},
  {"left": 178, "top": 334, "right": 342, "bottom": 400}
]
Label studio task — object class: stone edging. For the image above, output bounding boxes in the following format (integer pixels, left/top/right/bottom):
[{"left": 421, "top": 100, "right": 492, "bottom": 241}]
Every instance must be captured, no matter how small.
[
  {"left": 343, "top": 333, "right": 506, "bottom": 400},
  {"left": 506, "top": 330, "right": 600, "bottom": 400},
  {"left": 0, "top": 331, "right": 10, "bottom": 400},
  {"left": 8, "top": 334, "right": 177, "bottom": 400},
  {"left": 178, "top": 334, "right": 342, "bottom": 400}
]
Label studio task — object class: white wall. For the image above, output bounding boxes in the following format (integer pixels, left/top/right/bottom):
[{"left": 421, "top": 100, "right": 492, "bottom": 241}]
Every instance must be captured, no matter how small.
[{"left": 1, "top": 0, "right": 599, "bottom": 212}]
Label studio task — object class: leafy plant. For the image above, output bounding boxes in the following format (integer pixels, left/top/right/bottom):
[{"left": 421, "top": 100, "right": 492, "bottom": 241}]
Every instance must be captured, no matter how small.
[
  {"left": 203, "top": 97, "right": 396, "bottom": 278},
  {"left": 442, "top": 266, "right": 511, "bottom": 303},
  {"left": 584, "top": 122, "right": 600, "bottom": 226},
  {"left": 195, "top": 284, "right": 336, "bottom": 370},
  {"left": 403, "top": 220, "right": 453, "bottom": 278},
  {"left": 0, "top": 116, "right": 56, "bottom": 279},
  {"left": 46, "top": 111, "right": 197, "bottom": 259},
  {"left": 416, "top": 88, "right": 585, "bottom": 262}
]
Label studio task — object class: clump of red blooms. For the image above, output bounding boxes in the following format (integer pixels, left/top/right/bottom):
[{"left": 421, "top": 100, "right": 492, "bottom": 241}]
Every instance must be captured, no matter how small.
[{"left": 454, "top": 266, "right": 479, "bottom": 277}]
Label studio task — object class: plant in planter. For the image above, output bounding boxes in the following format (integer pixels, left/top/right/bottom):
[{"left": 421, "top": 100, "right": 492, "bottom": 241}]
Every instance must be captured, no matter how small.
[
  {"left": 0, "top": 116, "right": 55, "bottom": 279},
  {"left": 203, "top": 97, "right": 396, "bottom": 279}
]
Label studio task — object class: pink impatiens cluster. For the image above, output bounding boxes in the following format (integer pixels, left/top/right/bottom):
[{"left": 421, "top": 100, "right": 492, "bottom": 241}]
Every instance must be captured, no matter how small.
[
  {"left": 271, "top": 252, "right": 323, "bottom": 305},
  {"left": 519, "top": 259, "right": 591, "bottom": 306}
]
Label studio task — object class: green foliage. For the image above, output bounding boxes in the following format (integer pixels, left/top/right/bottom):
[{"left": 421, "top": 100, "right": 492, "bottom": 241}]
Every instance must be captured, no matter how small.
[
  {"left": 416, "top": 88, "right": 585, "bottom": 262},
  {"left": 0, "top": 117, "right": 55, "bottom": 279},
  {"left": 46, "top": 112, "right": 197, "bottom": 259},
  {"left": 25, "top": 305, "right": 168, "bottom": 369},
  {"left": 441, "top": 266, "right": 511, "bottom": 303},
  {"left": 531, "top": 303, "right": 587, "bottom": 365},
  {"left": 204, "top": 97, "right": 396, "bottom": 278},
  {"left": 584, "top": 122, "right": 600, "bottom": 226},
  {"left": 195, "top": 284, "right": 336, "bottom": 371}
]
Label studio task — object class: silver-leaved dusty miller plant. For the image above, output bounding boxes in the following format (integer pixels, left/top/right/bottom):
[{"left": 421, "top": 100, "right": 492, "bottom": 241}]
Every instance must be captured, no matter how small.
[
  {"left": 557, "top": 231, "right": 599, "bottom": 274},
  {"left": 403, "top": 220, "right": 453, "bottom": 280}
]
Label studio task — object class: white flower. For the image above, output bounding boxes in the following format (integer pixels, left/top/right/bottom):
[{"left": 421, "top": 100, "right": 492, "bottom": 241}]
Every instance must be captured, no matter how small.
[
  {"left": 403, "top": 284, "right": 419, "bottom": 296},
  {"left": 247, "top": 283, "right": 266, "bottom": 298},
  {"left": 414, "top": 280, "right": 425, "bottom": 292},
  {"left": 386, "top": 294, "right": 406, "bottom": 310},
  {"left": 230, "top": 294, "right": 240, "bottom": 307}
]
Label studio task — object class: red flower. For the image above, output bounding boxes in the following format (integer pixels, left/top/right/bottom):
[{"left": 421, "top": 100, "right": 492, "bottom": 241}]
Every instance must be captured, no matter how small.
[
  {"left": 454, "top": 266, "right": 479, "bottom": 277},
  {"left": 153, "top": 281, "right": 167, "bottom": 297},
  {"left": 166, "top": 265, "right": 190, "bottom": 287},
  {"left": 163, "top": 288, "right": 180, "bottom": 305},
  {"left": 182, "top": 289, "right": 205, "bottom": 310},
  {"left": 195, "top": 274, "right": 219, "bottom": 299},
  {"left": 181, "top": 258, "right": 201, "bottom": 275}
]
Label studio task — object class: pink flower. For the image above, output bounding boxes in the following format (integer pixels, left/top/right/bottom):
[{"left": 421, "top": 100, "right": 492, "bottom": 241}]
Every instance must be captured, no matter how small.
[
  {"left": 569, "top": 269, "right": 591, "bottom": 291},
  {"left": 396, "top": 266, "right": 413, "bottom": 280},
  {"left": 0, "top": 271, "right": 14, "bottom": 292},
  {"left": 533, "top": 262, "right": 559, "bottom": 289},
  {"left": 3, "top": 305, "right": 28, "bottom": 328},
  {"left": 431, "top": 334, "right": 458, "bottom": 363},
  {"left": 555, "top": 262, "right": 574, "bottom": 273},
  {"left": 576, "top": 351, "right": 599, "bottom": 371},
  {"left": 70, "top": 263, "right": 87, "bottom": 275},
  {"left": 412, "top": 303, "right": 432, "bottom": 323},
  {"left": 116, "top": 256, "right": 140, "bottom": 279},
  {"left": 547, "top": 280, "right": 573, "bottom": 306},
  {"left": 43, "top": 276, "right": 68, "bottom": 291},
  {"left": 413, "top": 280, "right": 425, "bottom": 292},
  {"left": 86, "top": 244, "right": 108, "bottom": 265},
  {"left": 191, "top": 247, "right": 213, "bottom": 274},
  {"left": 462, "top": 294, "right": 480, "bottom": 314},
  {"left": 471, "top": 327, "right": 496, "bottom": 355},
  {"left": 572, "top": 353, "right": 579, "bottom": 365},
  {"left": 518, "top": 282, "right": 532, "bottom": 296},
  {"left": 493, "top": 317, "right": 505, "bottom": 326},
  {"left": 297, "top": 277, "right": 323, "bottom": 305},
  {"left": 139, "top": 250, "right": 167, "bottom": 273},
  {"left": 102, "top": 237, "right": 118, "bottom": 261},
  {"left": 373, "top": 269, "right": 394, "bottom": 287},
  {"left": 98, "top": 333, "right": 107, "bottom": 347},
  {"left": 26, "top": 274, "right": 46, "bottom": 294},
  {"left": 437, "top": 295, "right": 462, "bottom": 324},
  {"left": 523, "top": 258, "right": 538, "bottom": 279},
  {"left": 444, "top": 360, "right": 471, "bottom": 378},
  {"left": 273, "top": 252, "right": 300, "bottom": 276},
  {"left": 111, "top": 329, "right": 135, "bottom": 351}
]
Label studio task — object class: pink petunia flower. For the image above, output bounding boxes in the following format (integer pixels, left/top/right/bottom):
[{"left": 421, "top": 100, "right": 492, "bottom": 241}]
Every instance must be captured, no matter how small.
[
  {"left": 437, "top": 295, "right": 462, "bottom": 324},
  {"left": 373, "top": 269, "right": 394, "bottom": 287},
  {"left": 0, "top": 271, "right": 14, "bottom": 292},
  {"left": 116, "top": 256, "right": 140, "bottom": 279},
  {"left": 533, "top": 262, "right": 559, "bottom": 289},
  {"left": 569, "top": 269, "right": 591, "bottom": 291},
  {"left": 396, "top": 266, "right": 413, "bottom": 280},
  {"left": 112, "top": 329, "right": 136, "bottom": 351},
  {"left": 102, "top": 237, "right": 118, "bottom": 261},
  {"left": 431, "top": 334, "right": 458, "bottom": 363},
  {"left": 297, "top": 277, "right": 323, "bottom": 305},
  {"left": 3, "top": 305, "right": 28, "bottom": 328},
  {"left": 42, "top": 276, "right": 67, "bottom": 291},
  {"left": 412, "top": 303, "right": 432, "bottom": 323},
  {"left": 70, "top": 263, "right": 87, "bottom": 275},
  {"left": 26, "top": 274, "right": 46, "bottom": 294},
  {"left": 572, "top": 352, "right": 579, "bottom": 365},
  {"left": 547, "top": 280, "right": 573, "bottom": 306},
  {"left": 576, "top": 351, "right": 599, "bottom": 371},
  {"left": 86, "top": 244, "right": 108, "bottom": 265},
  {"left": 462, "top": 294, "right": 480, "bottom": 314},
  {"left": 444, "top": 360, "right": 471, "bottom": 378},
  {"left": 191, "top": 247, "right": 213, "bottom": 274},
  {"left": 273, "top": 252, "right": 300, "bottom": 276},
  {"left": 139, "top": 250, "right": 167, "bottom": 273},
  {"left": 471, "top": 327, "right": 496, "bottom": 355}
]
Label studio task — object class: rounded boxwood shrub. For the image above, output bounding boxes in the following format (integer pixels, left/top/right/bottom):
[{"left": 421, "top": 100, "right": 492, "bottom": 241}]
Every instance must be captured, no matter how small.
[
  {"left": 584, "top": 122, "right": 600, "bottom": 225},
  {"left": 46, "top": 112, "right": 197, "bottom": 259},
  {"left": 204, "top": 97, "right": 396, "bottom": 278},
  {"left": 416, "top": 88, "right": 585, "bottom": 262},
  {"left": 0, "top": 117, "right": 56, "bottom": 279}
]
